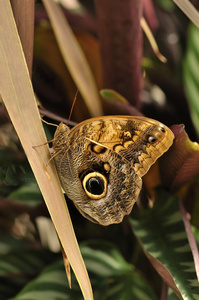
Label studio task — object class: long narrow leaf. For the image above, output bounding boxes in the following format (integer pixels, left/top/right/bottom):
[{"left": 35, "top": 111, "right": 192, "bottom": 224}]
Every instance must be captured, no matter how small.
[
  {"left": 42, "top": 0, "right": 103, "bottom": 117},
  {"left": 173, "top": 0, "right": 199, "bottom": 28},
  {"left": 0, "top": 2, "right": 92, "bottom": 299},
  {"left": 183, "top": 24, "right": 199, "bottom": 136}
]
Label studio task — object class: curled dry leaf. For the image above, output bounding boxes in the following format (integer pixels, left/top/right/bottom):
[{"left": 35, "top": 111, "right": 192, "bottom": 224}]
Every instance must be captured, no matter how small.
[
  {"left": 145, "top": 252, "right": 183, "bottom": 300},
  {"left": 159, "top": 124, "right": 199, "bottom": 192}
]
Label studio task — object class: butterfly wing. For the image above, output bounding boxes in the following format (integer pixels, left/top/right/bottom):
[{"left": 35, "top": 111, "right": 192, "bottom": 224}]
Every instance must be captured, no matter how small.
[
  {"left": 53, "top": 134, "right": 142, "bottom": 226},
  {"left": 88, "top": 116, "right": 174, "bottom": 178},
  {"left": 53, "top": 117, "right": 174, "bottom": 225}
]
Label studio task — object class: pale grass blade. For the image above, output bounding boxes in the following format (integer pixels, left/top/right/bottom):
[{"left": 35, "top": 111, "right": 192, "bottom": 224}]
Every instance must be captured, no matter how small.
[
  {"left": 173, "top": 0, "right": 199, "bottom": 28},
  {"left": 42, "top": 0, "right": 103, "bottom": 117},
  {"left": 0, "top": 2, "right": 93, "bottom": 299}
]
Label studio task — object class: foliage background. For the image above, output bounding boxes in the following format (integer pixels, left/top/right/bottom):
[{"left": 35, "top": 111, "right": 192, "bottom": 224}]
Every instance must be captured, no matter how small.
[{"left": 0, "top": 0, "right": 199, "bottom": 299}]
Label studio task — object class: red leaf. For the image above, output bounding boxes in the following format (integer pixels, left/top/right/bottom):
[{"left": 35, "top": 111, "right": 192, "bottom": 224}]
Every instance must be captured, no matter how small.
[{"left": 160, "top": 124, "right": 199, "bottom": 191}]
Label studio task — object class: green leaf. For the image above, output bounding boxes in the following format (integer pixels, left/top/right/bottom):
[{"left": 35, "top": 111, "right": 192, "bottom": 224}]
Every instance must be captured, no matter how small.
[
  {"left": 183, "top": 24, "right": 199, "bottom": 136},
  {"left": 156, "top": 0, "right": 175, "bottom": 12},
  {"left": 13, "top": 259, "right": 75, "bottom": 300},
  {"left": 131, "top": 189, "right": 199, "bottom": 300},
  {"left": 0, "top": 248, "right": 57, "bottom": 300},
  {"left": 0, "top": 250, "right": 57, "bottom": 277},
  {"left": 0, "top": 234, "right": 26, "bottom": 255},
  {"left": 8, "top": 182, "right": 42, "bottom": 206},
  {"left": 13, "top": 242, "right": 158, "bottom": 300},
  {"left": 192, "top": 226, "right": 199, "bottom": 248},
  {"left": 81, "top": 241, "right": 132, "bottom": 279},
  {"left": 81, "top": 241, "right": 158, "bottom": 300},
  {"left": 0, "top": 164, "right": 34, "bottom": 186},
  {"left": 169, "top": 288, "right": 181, "bottom": 300},
  {"left": 100, "top": 89, "right": 129, "bottom": 104}
]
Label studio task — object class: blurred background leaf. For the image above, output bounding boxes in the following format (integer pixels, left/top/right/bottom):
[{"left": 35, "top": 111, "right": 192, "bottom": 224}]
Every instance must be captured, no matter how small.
[
  {"left": 12, "top": 242, "right": 158, "bottom": 300},
  {"left": 131, "top": 188, "right": 199, "bottom": 300},
  {"left": 183, "top": 24, "right": 199, "bottom": 136}
]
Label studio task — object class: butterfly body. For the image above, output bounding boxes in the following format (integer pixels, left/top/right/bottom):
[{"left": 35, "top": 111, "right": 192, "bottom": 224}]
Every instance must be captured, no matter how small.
[{"left": 53, "top": 116, "right": 174, "bottom": 226}]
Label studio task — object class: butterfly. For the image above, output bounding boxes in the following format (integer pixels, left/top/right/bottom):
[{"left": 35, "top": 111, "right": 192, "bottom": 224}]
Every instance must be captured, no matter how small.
[{"left": 52, "top": 116, "right": 174, "bottom": 226}]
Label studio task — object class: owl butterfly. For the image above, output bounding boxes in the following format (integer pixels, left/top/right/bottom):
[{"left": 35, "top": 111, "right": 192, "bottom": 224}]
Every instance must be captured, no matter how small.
[{"left": 52, "top": 116, "right": 174, "bottom": 226}]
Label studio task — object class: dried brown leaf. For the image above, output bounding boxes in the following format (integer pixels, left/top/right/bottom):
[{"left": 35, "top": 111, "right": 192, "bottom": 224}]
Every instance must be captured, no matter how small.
[{"left": 160, "top": 124, "right": 199, "bottom": 191}]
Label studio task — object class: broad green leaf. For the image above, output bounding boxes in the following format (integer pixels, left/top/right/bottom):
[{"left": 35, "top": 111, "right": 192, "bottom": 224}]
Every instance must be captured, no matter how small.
[
  {"left": 0, "top": 248, "right": 57, "bottom": 300},
  {"left": 0, "top": 249, "right": 57, "bottom": 277},
  {"left": 0, "top": 163, "right": 34, "bottom": 186},
  {"left": 9, "top": 182, "right": 42, "bottom": 206},
  {"left": 81, "top": 242, "right": 158, "bottom": 300},
  {"left": 131, "top": 189, "right": 199, "bottom": 300},
  {"left": 13, "top": 242, "right": 158, "bottom": 300},
  {"left": 0, "top": 234, "right": 26, "bottom": 255},
  {"left": 4, "top": 165, "right": 35, "bottom": 186},
  {"left": 80, "top": 241, "right": 132, "bottom": 278},
  {"left": 190, "top": 177, "right": 199, "bottom": 228},
  {"left": 183, "top": 24, "right": 199, "bottom": 136},
  {"left": 13, "top": 259, "right": 82, "bottom": 300},
  {"left": 169, "top": 288, "right": 181, "bottom": 300},
  {"left": 192, "top": 226, "right": 199, "bottom": 248}
]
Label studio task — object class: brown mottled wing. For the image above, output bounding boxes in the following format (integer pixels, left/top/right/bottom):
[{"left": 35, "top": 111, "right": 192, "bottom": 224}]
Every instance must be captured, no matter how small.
[
  {"left": 87, "top": 116, "right": 174, "bottom": 178},
  {"left": 53, "top": 116, "right": 174, "bottom": 225},
  {"left": 53, "top": 133, "right": 142, "bottom": 226}
]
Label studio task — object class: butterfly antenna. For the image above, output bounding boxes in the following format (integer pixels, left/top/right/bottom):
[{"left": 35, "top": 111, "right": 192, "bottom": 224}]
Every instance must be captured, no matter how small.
[
  {"left": 67, "top": 90, "right": 78, "bottom": 125},
  {"left": 41, "top": 118, "right": 58, "bottom": 128}
]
